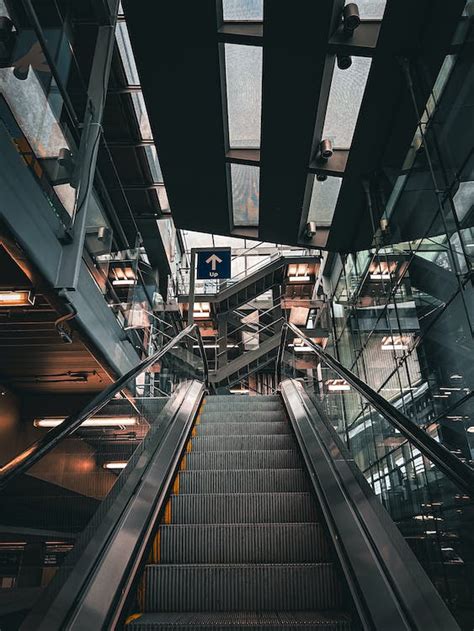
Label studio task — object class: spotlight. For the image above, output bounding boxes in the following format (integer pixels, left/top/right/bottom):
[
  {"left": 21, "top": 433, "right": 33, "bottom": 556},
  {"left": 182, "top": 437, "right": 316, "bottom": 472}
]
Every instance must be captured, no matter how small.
[
  {"left": 305, "top": 221, "right": 317, "bottom": 239},
  {"left": 343, "top": 3, "right": 360, "bottom": 35},
  {"left": 319, "top": 139, "right": 333, "bottom": 160},
  {"left": 0, "top": 16, "right": 16, "bottom": 68},
  {"left": 57, "top": 148, "right": 75, "bottom": 174},
  {"left": 316, "top": 173, "right": 327, "bottom": 182},
  {"left": 337, "top": 53, "right": 352, "bottom": 70}
]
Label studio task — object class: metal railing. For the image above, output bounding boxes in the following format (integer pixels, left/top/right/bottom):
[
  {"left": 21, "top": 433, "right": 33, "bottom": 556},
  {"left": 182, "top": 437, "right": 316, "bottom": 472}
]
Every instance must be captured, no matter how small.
[
  {"left": 276, "top": 321, "right": 474, "bottom": 495},
  {"left": 0, "top": 323, "right": 208, "bottom": 490}
]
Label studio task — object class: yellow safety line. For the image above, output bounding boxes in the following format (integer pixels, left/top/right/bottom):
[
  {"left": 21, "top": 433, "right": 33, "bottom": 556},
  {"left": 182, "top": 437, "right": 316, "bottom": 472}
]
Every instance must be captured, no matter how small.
[
  {"left": 125, "top": 613, "right": 143, "bottom": 624},
  {"left": 164, "top": 499, "right": 172, "bottom": 524},
  {"left": 186, "top": 439, "right": 193, "bottom": 453},
  {"left": 173, "top": 474, "right": 180, "bottom": 494},
  {"left": 153, "top": 529, "right": 161, "bottom": 564},
  {"left": 180, "top": 455, "right": 187, "bottom": 470}
]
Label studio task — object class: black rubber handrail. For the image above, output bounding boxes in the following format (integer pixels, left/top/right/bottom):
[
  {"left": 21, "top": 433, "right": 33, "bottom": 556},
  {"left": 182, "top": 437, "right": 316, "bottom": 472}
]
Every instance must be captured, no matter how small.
[
  {"left": 277, "top": 321, "right": 474, "bottom": 496},
  {"left": 0, "top": 323, "right": 208, "bottom": 490}
]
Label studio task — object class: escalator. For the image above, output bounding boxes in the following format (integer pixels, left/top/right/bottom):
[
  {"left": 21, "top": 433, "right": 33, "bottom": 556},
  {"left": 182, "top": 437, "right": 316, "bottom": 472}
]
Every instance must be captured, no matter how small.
[
  {"left": 125, "top": 394, "right": 353, "bottom": 630},
  {"left": 0, "top": 325, "right": 472, "bottom": 630}
]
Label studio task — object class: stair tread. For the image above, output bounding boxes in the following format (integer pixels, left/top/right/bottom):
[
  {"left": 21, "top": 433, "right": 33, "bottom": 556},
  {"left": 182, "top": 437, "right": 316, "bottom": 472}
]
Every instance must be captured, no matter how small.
[
  {"left": 169, "top": 492, "right": 318, "bottom": 524},
  {"left": 127, "top": 611, "right": 351, "bottom": 627},
  {"left": 178, "top": 469, "right": 308, "bottom": 494},
  {"left": 144, "top": 564, "right": 342, "bottom": 611},
  {"left": 189, "top": 436, "right": 297, "bottom": 451}
]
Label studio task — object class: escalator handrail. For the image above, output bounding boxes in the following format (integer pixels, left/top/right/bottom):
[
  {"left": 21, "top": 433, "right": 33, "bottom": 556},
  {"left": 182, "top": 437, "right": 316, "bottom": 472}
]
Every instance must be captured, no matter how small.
[
  {"left": 278, "top": 321, "right": 474, "bottom": 495},
  {"left": 0, "top": 323, "right": 208, "bottom": 490}
]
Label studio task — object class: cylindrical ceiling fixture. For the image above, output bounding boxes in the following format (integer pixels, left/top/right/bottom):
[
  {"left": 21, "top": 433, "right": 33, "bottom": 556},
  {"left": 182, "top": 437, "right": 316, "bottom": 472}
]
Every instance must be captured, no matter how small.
[
  {"left": 337, "top": 53, "right": 352, "bottom": 70},
  {"left": 343, "top": 3, "right": 361, "bottom": 35},
  {"left": 319, "top": 139, "right": 333, "bottom": 160}
]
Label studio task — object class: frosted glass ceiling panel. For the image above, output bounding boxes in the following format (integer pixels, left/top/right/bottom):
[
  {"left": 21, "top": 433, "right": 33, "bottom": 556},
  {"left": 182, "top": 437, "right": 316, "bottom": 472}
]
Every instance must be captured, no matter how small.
[
  {"left": 116, "top": 22, "right": 139, "bottom": 84},
  {"left": 322, "top": 56, "right": 372, "bottom": 149},
  {"left": 225, "top": 44, "right": 262, "bottom": 148},
  {"left": 231, "top": 163, "right": 260, "bottom": 226},
  {"left": 223, "top": 0, "right": 263, "bottom": 21},
  {"left": 307, "top": 177, "right": 342, "bottom": 226},
  {"left": 346, "top": 0, "right": 386, "bottom": 20}
]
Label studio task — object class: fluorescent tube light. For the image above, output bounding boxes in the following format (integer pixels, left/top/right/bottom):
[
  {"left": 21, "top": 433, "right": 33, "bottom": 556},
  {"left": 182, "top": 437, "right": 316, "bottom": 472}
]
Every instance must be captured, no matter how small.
[
  {"left": 103, "top": 461, "right": 128, "bottom": 469},
  {"left": 0, "top": 290, "right": 34, "bottom": 306},
  {"left": 326, "top": 379, "right": 350, "bottom": 392},
  {"left": 288, "top": 275, "right": 311, "bottom": 282},
  {"left": 112, "top": 279, "right": 136, "bottom": 286},
  {"left": 35, "top": 416, "right": 137, "bottom": 428}
]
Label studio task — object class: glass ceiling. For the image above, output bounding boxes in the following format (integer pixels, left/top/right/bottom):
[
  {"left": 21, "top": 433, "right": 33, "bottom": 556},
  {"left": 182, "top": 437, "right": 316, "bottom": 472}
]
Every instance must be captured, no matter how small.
[
  {"left": 322, "top": 56, "right": 372, "bottom": 149},
  {"left": 224, "top": 43, "right": 262, "bottom": 149},
  {"left": 231, "top": 163, "right": 260, "bottom": 226},
  {"left": 346, "top": 0, "right": 387, "bottom": 20},
  {"left": 115, "top": 18, "right": 168, "bottom": 208},
  {"left": 223, "top": 0, "right": 263, "bottom": 21},
  {"left": 307, "top": 176, "right": 342, "bottom": 227}
]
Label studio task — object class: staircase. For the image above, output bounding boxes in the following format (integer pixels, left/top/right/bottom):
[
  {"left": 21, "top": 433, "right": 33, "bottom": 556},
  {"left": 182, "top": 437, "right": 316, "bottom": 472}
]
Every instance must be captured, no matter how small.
[
  {"left": 209, "top": 333, "right": 281, "bottom": 389},
  {"left": 126, "top": 395, "right": 352, "bottom": 630},
  {"left": 180, "top": 255, "right": 318, "bottom": 313}
]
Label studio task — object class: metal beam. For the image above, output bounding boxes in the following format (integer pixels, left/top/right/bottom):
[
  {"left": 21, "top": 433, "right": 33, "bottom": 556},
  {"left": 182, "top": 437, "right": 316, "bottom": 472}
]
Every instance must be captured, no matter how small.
[
  {"left": 56, "top": 9, "right": 119, "bottom": 290},
  {"left": 259, "top": 0, "right": 344, "bottom": 245},
  {"left": 106, "top": 139, "right": 155, "bottom": 148},
  {"left": 226, "top": 149, "right": 260, "bottom": 166},
  {"left": 122, "top": 0, "right": 230, "bottom": 235},
  {"left": 327, "top": 0, "right": 467, "bottom": 252},
  {"left": 217, "top": 22, "right": 263, "bottom": 46}
]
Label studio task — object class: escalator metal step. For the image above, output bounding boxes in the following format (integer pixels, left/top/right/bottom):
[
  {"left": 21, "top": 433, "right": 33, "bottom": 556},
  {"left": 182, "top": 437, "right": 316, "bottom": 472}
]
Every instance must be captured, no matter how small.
[
  {"left": 126, "top": 611, "right": 352, "bottom": 630},
  {"left": 178, "top": 469, "right": 309, "bottom": 493},
  {"left": 203, "top": 401, "right": 283, "bottom": 412},
  {"left": 200, "top": 410, "right": 286, "bottom": 423},
  {"left": 143, "top": 563, "right": 342, "bottom": 612},
  {"left": 197, "top": 422, "right": 290, "bottom": 436},
  {"left": 205, "top": 395, "right": 281, "bottom": 403},
  {"left": 184, "top": 449, "right": 302, "bottom": 470},
  {"left": 158, "top": 523, "right": 329, "bottom": 564},
  {"left": 169, "top": 492, "right": 318, "bottom": 524},
  {"left": 189, "top": 435, "right": 296, "bottom": 451}
]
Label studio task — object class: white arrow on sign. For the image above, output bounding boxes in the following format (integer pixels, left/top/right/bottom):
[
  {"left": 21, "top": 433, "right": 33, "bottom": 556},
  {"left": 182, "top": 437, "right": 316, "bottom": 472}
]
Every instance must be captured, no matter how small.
[{"left": 205, "top": 254, "right": 223, "bottom": 271}]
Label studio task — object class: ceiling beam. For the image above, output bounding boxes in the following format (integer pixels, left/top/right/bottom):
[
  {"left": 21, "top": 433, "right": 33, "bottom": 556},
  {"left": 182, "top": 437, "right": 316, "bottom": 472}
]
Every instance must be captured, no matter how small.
[
  {"left": 218, "top": 23, "right": 263, "bottom": 46},
  {"left": 122, "top": 0, "right": 231, "bottom": 235},
  {"left": 259, "top": 0, "right": 345, "bottom": 246},
  {"left": 327, "top": 0, "right": 467, "bottom": 253}
]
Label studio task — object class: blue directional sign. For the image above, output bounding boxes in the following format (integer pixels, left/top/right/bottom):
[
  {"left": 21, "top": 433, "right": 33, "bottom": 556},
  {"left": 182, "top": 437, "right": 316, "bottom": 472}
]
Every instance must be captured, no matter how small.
[{"left": 196, "top": 248, "right": 231, "bottom": 280}]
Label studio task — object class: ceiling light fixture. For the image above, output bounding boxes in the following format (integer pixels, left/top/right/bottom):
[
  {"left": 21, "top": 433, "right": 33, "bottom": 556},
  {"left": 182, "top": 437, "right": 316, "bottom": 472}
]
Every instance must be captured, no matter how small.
[
  {"left": 103, "top": 461, "right": 128, "bottom": 470},
  {"left": 327, "top": 379, "right": 350, "bottom": 392},
  {"left": 381, "top": 336, "right": 409, "bottom": 351},
  {"left": 342, "top": 3, "right": 361, "bottom": 36},
  {"left": 34, "top": 416, "right": 138, "bottom": 428},
  {"left": 0, "top": 290, "right": 35, "bottom": 306},
  {"left": 319, "top": 139, "right": 333, "bottom": 160},
  {"left": 337, "top": 53, "right": 352, "bottom": 70},
  {"left": 288, "top": 275, "right": 311, "bottom": 282},
  {"left": 112, "top": 279, "right": 136, "bottom": 286}
]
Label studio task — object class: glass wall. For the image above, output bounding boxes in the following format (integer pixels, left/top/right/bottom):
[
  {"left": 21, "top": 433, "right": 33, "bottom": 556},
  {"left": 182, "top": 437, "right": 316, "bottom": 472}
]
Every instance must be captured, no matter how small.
[{"left": 322, "top": 15, "right": 474, "bottom": 626}]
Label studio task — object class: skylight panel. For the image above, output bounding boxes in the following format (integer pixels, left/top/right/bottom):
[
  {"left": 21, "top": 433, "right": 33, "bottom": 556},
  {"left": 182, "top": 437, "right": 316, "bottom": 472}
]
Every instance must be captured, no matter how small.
[
  {"left": 223, "top": 0, "right": 263, "bottom": 21},
  {"left": 346, "top": 0, "right": 387, "bottom": 20},
  {"left": 307, "top": 176, "right": 342, "bottom": 227},
  {"left": 322, "top": 56, "right": 372, "bottom": 149},
  {"left": 116, "top": 21, "right": 139, "bottom": 84},
  {"left": 231, "top": 163, "right": 260, "bottom": 226},
  {"left": 224, "top": 44, "right": 262, "bottom": 149}
]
